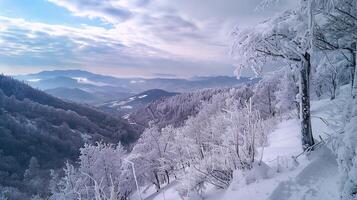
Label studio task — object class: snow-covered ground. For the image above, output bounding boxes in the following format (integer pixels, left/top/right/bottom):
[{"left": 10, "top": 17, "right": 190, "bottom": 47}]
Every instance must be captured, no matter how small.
[
  {"left": 219, "top": 119, "right": 338, "bottom": 200},
  {"left": 135, "top": 89, "right": 348, "bottom": 200}
]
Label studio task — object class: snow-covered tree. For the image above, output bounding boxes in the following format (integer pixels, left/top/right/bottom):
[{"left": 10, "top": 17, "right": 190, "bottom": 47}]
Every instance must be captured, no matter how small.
[
  {"left": 252, "top": 75, "right": 280, "bottom": 119},
  {"left": 311, "top": 1, "right": 357, "bottom": 198},
  {"left": 221, "top": 97, "right": 272, "bottom": 170},
  {"left": 174, "top": 93, "right": 272, "bottom": 196},
  {"left": 230, "top": 8, "right": 315, "bottom": 150},
  {"left": 23, "top": 157, "right": 49, "bottom": 196},
  {"left": 313, "top": 53, "right": 350, "bottom": 99},
  {"left": 50, "top": 142, "right": 133, "bottom": 200},
  {"left": 336, "top": 97, "right": 357, "bottom": 199},
  {"left": 314, "top": 0, "right": 357, "bottom": 97},
  {"left": 230, "top": 0, "right": 337, "bottom": 150},
  {"left": 275, "top": 67, "right": 299, "bottom": 115},
  {"left": 130, "top": 124, "right": 176, "bottom": 190}
]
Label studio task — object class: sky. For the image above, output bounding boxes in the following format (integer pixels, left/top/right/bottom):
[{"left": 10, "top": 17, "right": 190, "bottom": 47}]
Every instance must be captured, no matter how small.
[{"left": 0, "top": 0, "right": 296, "bottom": 78}]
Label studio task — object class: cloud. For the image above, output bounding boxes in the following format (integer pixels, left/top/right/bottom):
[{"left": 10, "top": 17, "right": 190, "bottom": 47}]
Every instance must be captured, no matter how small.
[
  {"left": 0, "top": 0, "right": 297, "bottom": 77},
  {"left": 43, "top": 0, "right": 297, "bottom": 62},
  {"left": 0, "top": 15, "right": 234, "bottom": 77},
  {"left": 44, "top": 0, "right": 230, "bottom": 62},
  {"left": 47, "top": 0, "right": 132, "bottom": 23}
]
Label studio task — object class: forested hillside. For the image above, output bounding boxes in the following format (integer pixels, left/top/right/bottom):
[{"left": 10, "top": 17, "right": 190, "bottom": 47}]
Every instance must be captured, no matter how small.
[
  {"left": 130, "top": 86, "right": 254, "bottom": 129},
  {"left": 0, "top": 75, "right": 139, "bottom": 198},
  {"left": 99, "top": 89, "right": 179, "bottom": 118}
]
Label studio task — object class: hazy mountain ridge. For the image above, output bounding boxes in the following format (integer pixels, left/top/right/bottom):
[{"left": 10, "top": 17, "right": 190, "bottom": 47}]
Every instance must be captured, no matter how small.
[
  {"left": 14, "top": 70, "right": 258, "bottom": 105},
  {"left": 44, "top": 87, "right": 99, "bottom": 103}
]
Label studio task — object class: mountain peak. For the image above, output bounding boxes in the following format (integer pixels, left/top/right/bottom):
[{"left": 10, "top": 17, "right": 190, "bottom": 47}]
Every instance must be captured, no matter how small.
[{"left": 30, "top": 69, "right": 95, "bottom": 78}]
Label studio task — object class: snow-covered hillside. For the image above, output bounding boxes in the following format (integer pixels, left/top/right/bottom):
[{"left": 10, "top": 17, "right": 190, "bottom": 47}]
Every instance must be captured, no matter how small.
[{"left": 134, "top": 87, "right": 350, "bottom": 200}]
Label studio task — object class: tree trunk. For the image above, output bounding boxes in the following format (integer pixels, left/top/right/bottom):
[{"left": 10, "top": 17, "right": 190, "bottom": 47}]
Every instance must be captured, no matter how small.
[
  {"left": 267, "top": 84, "right": 275, "bottom": 117},
  {"left": 331, "top": 79, "right": 336, "bottom": 100},
  {"left": 165, "top": 170, "right": 170, "bottom": 184},
  {"left": 295, "top": 101, "right": 300, "bottom": 119},
  {"left": 153, "top": 172, "right": 160, "bottom": 191},
  {"left": 351, "top": 42, "right": 357, "bottom": 98},
  {"left": 300, "top": 53, "right": 314, "bottom": 150},
  {"left": 331, "top": 88, "right": 336, "bottom": 100}
]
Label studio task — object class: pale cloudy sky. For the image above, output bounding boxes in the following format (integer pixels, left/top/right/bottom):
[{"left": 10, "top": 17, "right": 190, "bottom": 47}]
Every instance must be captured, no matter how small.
[{"left": 0, "top": 0, "right": 295, "bottom": 78}]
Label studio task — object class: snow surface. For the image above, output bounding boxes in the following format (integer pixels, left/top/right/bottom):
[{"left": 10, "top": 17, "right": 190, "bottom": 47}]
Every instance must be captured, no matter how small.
[
  {"left": 121, "top": 105, "right": 133, "bottom": 109},
  {"left": 108, "top": 98, "right": 135, "bottom": 108},
  {"left": 268, "top": 147, "right": 339, "bottom": 200},
  {"left": 261, "top": 119, "right": 302, "bottom": 163},
  {"left": 221, "top": 118, "right": 311, "bottom": 200},
  {"left": 138, "top": 95, "right": 148, "bottom": 99}
]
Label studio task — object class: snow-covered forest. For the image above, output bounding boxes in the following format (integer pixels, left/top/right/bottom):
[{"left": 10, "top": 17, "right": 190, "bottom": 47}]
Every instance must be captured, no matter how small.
[
  {"left": 0, "top": 0, "right": 357, "bottom": 199},
  {"left": 46, "top": 1, "right": 357, "bottom": 199}
]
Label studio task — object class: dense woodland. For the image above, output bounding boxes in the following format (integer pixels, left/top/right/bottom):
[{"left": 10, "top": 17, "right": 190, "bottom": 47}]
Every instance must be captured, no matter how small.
[{"left": 0, "top": 75, "right": 139, "bottom": 199}]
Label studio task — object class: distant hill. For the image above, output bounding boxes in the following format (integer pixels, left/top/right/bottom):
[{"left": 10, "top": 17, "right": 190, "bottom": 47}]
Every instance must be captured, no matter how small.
[
  {"left": 0, "top": 75, "right": 140, "bottom": 197},
  {"left": 126, "top": 76, "right": 259, "bottom": 92},
  {"left": 45, "top": 87, "right": 98, "bottom": 104},
  {"left": 28, "top": 69, "right": 95, "bottom": 78},
  {"left": 99, "top": 89, "right": 179, "bottom": 118},
  {"left": 44, "top": 87, "right": 132, "bottom": 104},
  {"left": 14, "top": 70, "right": 259, "bottom": 104}
]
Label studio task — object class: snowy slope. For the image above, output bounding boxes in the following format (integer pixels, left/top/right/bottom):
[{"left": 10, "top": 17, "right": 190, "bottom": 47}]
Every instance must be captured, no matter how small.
[
  {"left": 220, "top": 87, "right": 349, "bottom": 200},
  {"left": 131, "top": 118, "right": 307, "bottom": 200},
  {"left": 220, "top": 90, "right": 346, "bottom": 200},
  {"left": 138, "top": 88, "right": 348, "bottom": 200},
  {"left": 268, "top": 147, "right": 339, "bottom": 200},
  {"left": 221, "top": 118, "right": 309, "bottom": 200}
]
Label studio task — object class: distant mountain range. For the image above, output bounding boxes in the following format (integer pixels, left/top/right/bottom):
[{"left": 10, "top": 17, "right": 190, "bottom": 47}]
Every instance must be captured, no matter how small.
[
  {"left": 15, "top": 70, "right": 133, "bottom": 104},
  {"left": 15, "top": 70, "right": 259, "bottom": 105}
]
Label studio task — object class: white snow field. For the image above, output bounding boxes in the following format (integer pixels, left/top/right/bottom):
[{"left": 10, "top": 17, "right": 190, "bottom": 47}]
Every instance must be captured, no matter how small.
[{"left": 133, "top": 88, "right": 349, "bottom": 200}]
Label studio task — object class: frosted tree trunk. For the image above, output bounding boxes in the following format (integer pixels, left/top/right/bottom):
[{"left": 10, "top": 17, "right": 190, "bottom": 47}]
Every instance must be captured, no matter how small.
[
  {"left": 154, "top": 171, "right": 161, "bottom": 190},
  {"left": 300, "top": 52, "right": 314, "bottom": 150},
  {"left": 165, "top": 170, "right": 170, "bottom": 184},
  {"left": 352, "top": 42, "right": 357, "bottom": 98},
  {"left": 331, "top": 82, "right": 336, "bottom": 100}
]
